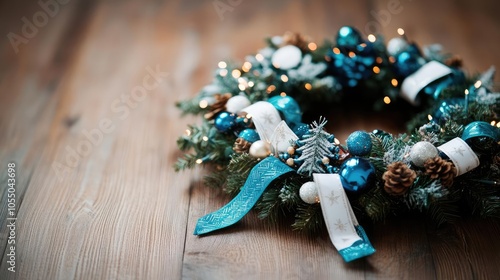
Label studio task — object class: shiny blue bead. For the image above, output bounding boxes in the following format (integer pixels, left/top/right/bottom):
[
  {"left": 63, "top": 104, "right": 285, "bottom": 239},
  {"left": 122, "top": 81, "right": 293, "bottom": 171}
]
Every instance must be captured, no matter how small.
[
  {"left": 238, "top": 129, "right": 260, "bottom": 143},
  {"left": 268, "top": 96, "right": 302, "bottom": 127},
  {"left": 340, "top": 157, "right": 376, "bottom": 193},
  {"left": 214, "top": 111, "right": 237, "bottom": 132},
  {"left": 432, "top": 98, "right": 464, "bottom": 124},
  {"left": 336, "top": 26, "right": 363, "bottom": 49},
  {"left": 346, "top": 131, "right": 372, "bottom": 156}
]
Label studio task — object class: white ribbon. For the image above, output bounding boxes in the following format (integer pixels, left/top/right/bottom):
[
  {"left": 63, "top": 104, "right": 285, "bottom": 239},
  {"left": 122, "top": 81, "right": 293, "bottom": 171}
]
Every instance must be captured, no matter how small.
[
  {"left": 242, "top": 101, "right": 282, "bottom": 141},
  {"left": 438, "top": 137, "right": 480, "bottom": 176},
  {"left": 400, "top": 61, "right": 452, "bottom": 105},
  {"left": 314, "top": 173, "right": 362, "bottom": 250}
]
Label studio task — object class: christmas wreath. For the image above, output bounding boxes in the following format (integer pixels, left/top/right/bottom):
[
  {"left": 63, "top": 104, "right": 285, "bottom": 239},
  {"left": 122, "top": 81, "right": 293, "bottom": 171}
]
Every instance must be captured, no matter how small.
[{"left": 175, "top": 27, "right": 500, "bottom": 262}]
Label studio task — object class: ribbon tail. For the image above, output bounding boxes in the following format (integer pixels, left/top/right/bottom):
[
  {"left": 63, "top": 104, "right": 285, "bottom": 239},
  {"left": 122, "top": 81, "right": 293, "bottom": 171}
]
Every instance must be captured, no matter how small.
[
  {"left": 314, "top": 173, "right": 376, "bottom": 262},
  {"left": 194, "top": 156, "right": 293, "bottom": 235}
]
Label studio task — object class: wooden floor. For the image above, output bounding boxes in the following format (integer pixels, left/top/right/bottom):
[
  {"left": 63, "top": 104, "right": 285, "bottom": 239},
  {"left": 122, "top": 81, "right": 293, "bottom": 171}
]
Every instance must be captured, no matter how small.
[{"left": 1, "top": 0, "right": 500, "bottom": 279}]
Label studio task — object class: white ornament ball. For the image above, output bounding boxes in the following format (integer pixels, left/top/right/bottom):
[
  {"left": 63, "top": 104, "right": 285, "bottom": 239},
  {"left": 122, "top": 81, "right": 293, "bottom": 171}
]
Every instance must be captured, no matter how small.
[
  {"left": 226, "top": 95, "right": 251, "bottom": 113},
  {"left": 387, "top": 37, "right": 410, "bottom": 57},
  {"left": 249, "top": 140, "right": 272, "bottom": 158},
  {"left": 299, "top": 182, "right": 319, "bottom": 204},
  {"left": 271, "top": 45, "right": 302, "bottom": 70},
  {"left": 409, "top": 141, "right": 439, "bottom": 167}
]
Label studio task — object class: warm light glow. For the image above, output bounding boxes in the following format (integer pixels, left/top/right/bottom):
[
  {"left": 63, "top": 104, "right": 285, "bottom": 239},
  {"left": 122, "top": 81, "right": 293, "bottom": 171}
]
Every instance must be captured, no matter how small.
[
  {"left": 376, "top": 57, "right": 383, "bottom": 64},
  {"left": 219, "top": 69, "right": 228, "bottom": 77},
  {"left": 391, "top": 79, "right": 398, "bottom": 87},
  {"left": 248, "top": 81, "right": 254, "bottom": 87},
  {"left": 238, "top": 84, "right": 246, "bottom": 91},
  {"left": 242, "top": 61, "right": 252, "bottom": 72},
  {"left": 280, "top": 92, "right": 287, "bottom": 97},
  {"left": 185, "top": 129, "right": 191, "bottom": 136},
  {"left": 428, "top": 114, "right": 433, "bottom": 121},
  {"left": 281, "top": 74, "right": 289, "bottom": 82},
  {"left": 348, "top": 52, "right": 356, "bottom": 58},
  {"left": 334, "top": 138, "right": 340, "bottom": 145},
  {"left": 199, "top": 100, "right": 208, "bottom": 109},
  {"left": 383, "top": 96, "right": 391, "bottom": 104},
  {"left": 497, "top": 122, "right": 500, "bottom": 128},
  {"left": 308, "top": 42, "right": 317, "bottom": 51},
  {"left": 218, "top": 61, "right": 227, "bottom": 68},
  {"left": 491, "top": 120, "right": 497, "bottom": 126},
  {"left": 202, "top": 136, "right": 209, "bottom": 142},
  {"left": 359, "top": 43, "right": 367, "bottom": 48},
  {"left": 367, "top": 34, "right": 376, "bottom": 42},
  {"left": 333, "top": 47, "right": 340, "bottom": 55},
  {"left": 397, "top": 28, "right": 405, "bottom": 36},
  {"left": 304, "top": 83, "right": 312, "bottom": 90},
  {"left": 232, "top": 69, "right": 241, "bottom": 78},
  {"left": 373, "top": 66, "right": 380, "bottom": 74},
  {"left": 389, "top": 56, "right": 396, "bottom": 63},
  {"left": 255, "top": 53, "right": 264, "bottom": 61},
  {"left": 465, "top": 89, "right": 469, "bottom": 95},
  {"left": 196, "top": 159, "right": 203, "bottom": 164},
  {"left": 266, "top": 85, "right": 276, "bottom": 93},
  {"left": 474, "top": 80, "right": 482, "bottom": 88}
]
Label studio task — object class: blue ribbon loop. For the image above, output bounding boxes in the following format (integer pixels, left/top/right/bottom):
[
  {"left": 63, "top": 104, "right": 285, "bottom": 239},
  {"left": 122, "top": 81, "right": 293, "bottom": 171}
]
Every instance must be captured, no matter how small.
[
  {"left": 461, "top": 121, "right": 500, "bottom": 142},
  {"left": 194, "top": 156, "right": 294, "bottom": 235}
]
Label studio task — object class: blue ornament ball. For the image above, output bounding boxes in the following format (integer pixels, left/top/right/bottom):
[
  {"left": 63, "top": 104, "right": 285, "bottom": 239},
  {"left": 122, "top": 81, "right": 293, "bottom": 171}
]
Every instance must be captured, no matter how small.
[
  {"left": 268, "top": 95, "right": 302, "bottom": 127},
  {"left": 433, "top": 98, "right": 464, "bottom": 124},
  {"left": 346, "top": 131, "right": 373, "bottom": 156},
  {"left": 340, "top": 157, "right": 376, "bottom": 193},
  {"left": 238, "top": 129, "right": 260, "bottom": 143},
  {"left": 336, "top": 26, "right": 363, "bottom": 49},
  {"left": 214, "top": 111, "right": 237, "bottom": 132},
  {"left": 393, "top": 44, "right": 425, "bottom": 78},
  {"left": 293, "top": 123, "right": 309, "bottom": 139}
]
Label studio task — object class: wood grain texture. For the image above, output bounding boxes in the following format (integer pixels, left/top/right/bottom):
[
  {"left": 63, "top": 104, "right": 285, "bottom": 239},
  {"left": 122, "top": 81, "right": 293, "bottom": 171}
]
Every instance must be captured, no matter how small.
[{"left": 0, "top": 0, "right": 499, "bottom": 279}]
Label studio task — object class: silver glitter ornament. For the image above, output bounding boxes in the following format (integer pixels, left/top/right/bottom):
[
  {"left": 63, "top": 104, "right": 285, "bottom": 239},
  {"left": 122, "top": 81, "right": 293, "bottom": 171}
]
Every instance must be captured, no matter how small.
[
  {"left": 299, "top": 181, "right": 319, "bottom": 204},
  {"left": 409, "top": 141, "right": 438, "bottom": 167}
]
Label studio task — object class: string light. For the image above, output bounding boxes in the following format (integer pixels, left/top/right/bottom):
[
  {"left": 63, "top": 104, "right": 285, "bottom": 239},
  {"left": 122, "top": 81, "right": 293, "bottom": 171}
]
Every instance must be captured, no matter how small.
[
  {"left": 242, "top": 61, "right": 252, "bottom": 72},
  {"left": 248, "top": 81, "right": 254, "bottom": 87},
  {"left": 199, "top": 100, "right": 208, "bottom": 109},
  {"left": 219, "top": 69, "right": 228, "bottom": 77},
  {"left": 238, "top": 84, "right": 246, "bottom": 91},
  {"left": 389, "top": 56, "right": 396, "bottom": 63},
  {"left": 474, "top": 80, "right": 482, "bottom": 88},
  {"left": 195, "top": 159, "right": 203, "bottom": 164},
  {"left": 255, "top": 53, "right": 264, "bottom": 61},
  {"left": 334, "top": 138, "right": 340, "bottom": 145},
  {"left": 202, "top": 136, "right": 209, "bottom": 142},
  {"left": 304, "top": 83, "right": 312, "bottom": 90},
  {"left": 232, "top": 69, "right": 241, "bottom": 78},
  {"left": 280, "top": 92, "right": 287, "bottom": 97},
  {"left": 391, "top": 79, "right": 398, "bottom": 87},
  {"left": 266, "top": 85, "right": 276, "bottom": 93},
  {"left": 383, "top": 96, "right": 391, "bottom": 104},
  {"left": 185, "top": 129, "right": 191, "bottom": 136},
  {"left": 491, "top": 120, "right": 497, "bottom": 126},
  {"left": 428, "top": 114, "right": 433, "bottom": 121},
  {"left": 308, "top": 42, "right": 317, "bottom": 51},
  {"left": 281, "top": 74, "right": 289, "bottom": 82},
  {"left": 376, "top": 57, "right": 383, "bottom": 64},
  {"left": 333, "top": 47, "right": 340, "bottom": 55},
  {"left": 367, "top": 34, "right": 376, "bottom": 42},
  {"left": 397, "top": 28, "right": 405, "bottom": 36},
  {"left": 348, "top": 52, "right": 356, "bottom": 58},
  {"left": 218, "top": 61, "right": 227, "bottom": 68},
  {"left": 372, "top": 66, "right": 380, "bottom": 74}
]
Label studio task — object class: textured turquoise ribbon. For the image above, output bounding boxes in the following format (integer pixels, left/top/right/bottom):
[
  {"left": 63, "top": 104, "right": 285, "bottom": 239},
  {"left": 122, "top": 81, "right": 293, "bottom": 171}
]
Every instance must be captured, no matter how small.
[
  {"left": 194, "top": 156, "right": 294, "bottom": 235},
  {"left": 338, "top": 225, "right": 376, "bottom": 262},
  {"left": 461, "top": 121, "right": 500, "bottom": 142}
]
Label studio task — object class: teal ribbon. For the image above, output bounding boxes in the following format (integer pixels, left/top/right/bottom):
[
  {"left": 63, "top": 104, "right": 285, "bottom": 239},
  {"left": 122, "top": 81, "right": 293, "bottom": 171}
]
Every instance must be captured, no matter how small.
[
  {"left": 461, "top": 121, "right": 500, "bottom": 142},
  {"left": 194, "top": 156, "right": 293, "bottom": 235},
  {"left": 338, "top": 225, "right": 376, "bottom": 262}
]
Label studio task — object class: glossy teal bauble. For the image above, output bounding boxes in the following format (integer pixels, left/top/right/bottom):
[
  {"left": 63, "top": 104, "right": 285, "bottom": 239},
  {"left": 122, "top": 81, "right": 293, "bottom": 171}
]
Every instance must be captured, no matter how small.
[
  {"left": 293, "top": 123, "right": 309, "bottom": 138},
  {"left": 346, "top": 131, "right": 372, "bottom": 156},
  {"left": 268, "top": 95, "right": 302, "bottom": 127},
  {"left": 340, "top": 157, "right": 376, "bottom": 193},
  {"left": 336, "top": 26, "right": 363, "bottom": 49},
  {"left": 238, "top": 129, "right": 260, "bottom": 143},
  {"left": 214, "top": 111, "right": 237, "bottom": 132}
]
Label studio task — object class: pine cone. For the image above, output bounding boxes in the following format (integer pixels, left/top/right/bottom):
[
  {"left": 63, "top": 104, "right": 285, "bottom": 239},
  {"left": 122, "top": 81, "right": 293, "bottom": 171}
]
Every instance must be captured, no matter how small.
[
  {"left": 233, "top": 138, "right": 251, "bottom": 154},
  {"left": 424, "top": 157, "right": 457, "bottom": 188},
  {"left": 445, "top": 56, "right": 463, "bottom": 68},
  {"left": 204, "top": 93, "right": 232, "bottom": 120},
  {"left": 281, "top": 31, "right": 310, "bottom": 53},
  {"left": 383, "top": 162, "right": 416, "bottom": 196}
]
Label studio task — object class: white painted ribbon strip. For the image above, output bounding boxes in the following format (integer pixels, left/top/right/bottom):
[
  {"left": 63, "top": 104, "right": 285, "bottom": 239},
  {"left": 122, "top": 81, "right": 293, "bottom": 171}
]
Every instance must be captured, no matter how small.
[
  {"left": 242, "top": 101, "right": 282, "bottom": 141},
  {"left": 438, "top": 137, "right": 480, "bottom": 176},
  {"left": 314, "top": 173, "right": 362, "bottom": 250},
  {"left": 400, "top": 61, "right": 452, "bottom": 105},
  {"left": 269, "top": 121, "right": 298, "bottom": 154}
]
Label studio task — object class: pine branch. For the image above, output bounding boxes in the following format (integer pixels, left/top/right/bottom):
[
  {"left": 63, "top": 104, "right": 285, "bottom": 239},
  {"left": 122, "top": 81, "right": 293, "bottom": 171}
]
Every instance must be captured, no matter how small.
[{"left": 291, "top": 203, "right": 324, "bottom": 233}]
